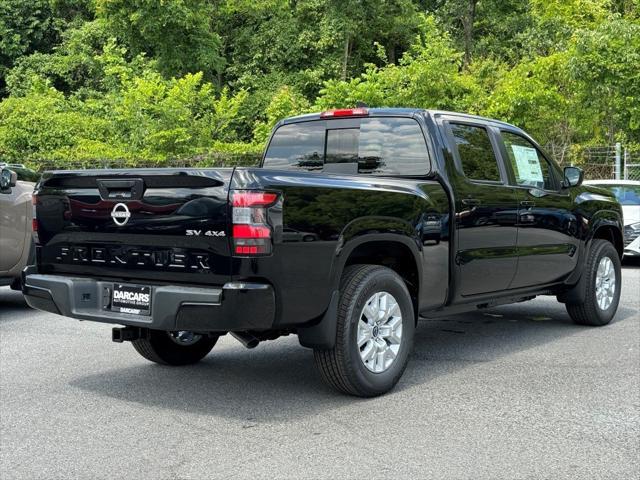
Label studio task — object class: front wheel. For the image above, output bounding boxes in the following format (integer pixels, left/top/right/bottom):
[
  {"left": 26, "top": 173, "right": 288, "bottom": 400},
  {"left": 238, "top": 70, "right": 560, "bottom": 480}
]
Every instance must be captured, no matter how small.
[
  {"left": 314, "top": 265, "right": 415, "bottom": 397},
  {"left": 132, "top": 329, "right": 218, "bottom": 365},
  {"left": 565, "top": 239, "right": 621, "bottom": 326}
]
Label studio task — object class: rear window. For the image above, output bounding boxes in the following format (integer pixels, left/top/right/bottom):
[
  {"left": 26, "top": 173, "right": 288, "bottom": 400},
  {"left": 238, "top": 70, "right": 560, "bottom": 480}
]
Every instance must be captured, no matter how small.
[
  {"left": 263, "top": 117, "right": 429, "bottom": 175},
  {"left": 3, "top": 166, "right": 40, "bottom": 183}
]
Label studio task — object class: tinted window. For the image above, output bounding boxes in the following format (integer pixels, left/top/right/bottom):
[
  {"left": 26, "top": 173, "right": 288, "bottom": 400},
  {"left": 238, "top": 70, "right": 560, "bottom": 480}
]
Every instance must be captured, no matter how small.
[
  {"left": 263, "top": 117, "right": 429, "bottom": 175},
  {"left": 450, "top": 123, "right": 501, "bottom": 181},
  {"left": 18, "top": 168, "right": 40, "bottom": 183},
  {"left": 263, "top": 122, "right": 325, "bottom": 170},
  {"left": 501, "top": 132, "right": 556, "bottom": 190},
  {"left": 357, "top": 118, "right": 428, "bottom": 174},
  {"left": 2, "top": 166, "right": 40, "bottom": 183}
]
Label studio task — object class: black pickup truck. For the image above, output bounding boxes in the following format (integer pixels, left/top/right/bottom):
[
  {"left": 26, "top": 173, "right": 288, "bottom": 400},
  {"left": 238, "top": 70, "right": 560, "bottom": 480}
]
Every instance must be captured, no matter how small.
[{"left": 23, "top": 108, "right": 624, "bottom": 396}]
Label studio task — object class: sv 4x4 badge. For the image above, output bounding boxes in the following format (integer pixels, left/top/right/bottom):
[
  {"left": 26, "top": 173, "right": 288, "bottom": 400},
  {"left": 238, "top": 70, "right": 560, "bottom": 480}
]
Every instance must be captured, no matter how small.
[{"left": 185, "top": 230, "right": 226, "bottom": 237}]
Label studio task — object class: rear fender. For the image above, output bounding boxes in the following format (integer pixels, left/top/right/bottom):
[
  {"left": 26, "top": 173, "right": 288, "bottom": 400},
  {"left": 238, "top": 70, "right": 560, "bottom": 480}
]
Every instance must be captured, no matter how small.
[
  {"left": 329, "top": 218, "right": 423, "bottom": 292},
  {"left": 298, "top": 219, "right": 422, "bottom": 350}
]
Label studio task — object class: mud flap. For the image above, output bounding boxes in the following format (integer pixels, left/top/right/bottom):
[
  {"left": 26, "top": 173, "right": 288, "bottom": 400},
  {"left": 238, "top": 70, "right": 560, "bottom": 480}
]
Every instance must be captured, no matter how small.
[
  {"left": 557, "top": 270, "right": 586, "bottom": 304},
  {"left": 297, "top": 290, "right": 339, "bottom": 349}
]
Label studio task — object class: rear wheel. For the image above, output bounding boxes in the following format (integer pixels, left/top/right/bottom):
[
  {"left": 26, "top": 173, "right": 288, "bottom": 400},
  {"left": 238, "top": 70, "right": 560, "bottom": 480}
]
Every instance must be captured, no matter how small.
[
  {"left": 132, "top": 329, "right": 218, "bottom": 365},
  {"left": 313, "top": 265, "right": 415, "bottom": 397},
  {"left": 565, "top": 239, "right": 621, "bottom": 326}
]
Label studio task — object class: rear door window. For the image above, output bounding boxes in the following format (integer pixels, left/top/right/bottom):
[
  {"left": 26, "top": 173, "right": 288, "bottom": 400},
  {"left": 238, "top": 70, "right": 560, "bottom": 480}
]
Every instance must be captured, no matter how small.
[
  {"left": 449, "top": 123, "right": 502, "bottom": 182},
  {"left": 263, "top": 117, "right": 429, "bottom": 175}
]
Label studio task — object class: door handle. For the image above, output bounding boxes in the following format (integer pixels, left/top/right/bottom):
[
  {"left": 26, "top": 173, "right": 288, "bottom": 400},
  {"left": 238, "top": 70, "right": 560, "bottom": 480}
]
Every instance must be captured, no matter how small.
[
  {"left": 462, "top": 198, "right": 480, "bottom": 206},
  {"left": 520, "top": 200, "right": 535, "bottom": 207},
  {"left": 97, "top": 178, "right": 144, "bottom": 201}
]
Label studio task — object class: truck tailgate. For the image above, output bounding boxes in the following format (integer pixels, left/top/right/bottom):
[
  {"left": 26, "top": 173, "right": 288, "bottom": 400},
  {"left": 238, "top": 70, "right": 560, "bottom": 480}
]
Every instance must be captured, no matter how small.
[{"left": 34, "top": 169, "right": 233, "bottom": 285}]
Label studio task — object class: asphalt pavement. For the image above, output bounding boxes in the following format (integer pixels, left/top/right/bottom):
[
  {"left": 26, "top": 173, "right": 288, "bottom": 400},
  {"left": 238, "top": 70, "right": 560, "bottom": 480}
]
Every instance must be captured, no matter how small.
[{"left": 1, "top": 264, "right": 639, "bottom": 479}]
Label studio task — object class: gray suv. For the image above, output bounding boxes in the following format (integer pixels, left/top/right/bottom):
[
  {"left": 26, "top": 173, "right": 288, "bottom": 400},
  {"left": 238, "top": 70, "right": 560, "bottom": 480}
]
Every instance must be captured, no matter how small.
[{"left": 0, "top": 163, "right": 38, "bottom": 289}]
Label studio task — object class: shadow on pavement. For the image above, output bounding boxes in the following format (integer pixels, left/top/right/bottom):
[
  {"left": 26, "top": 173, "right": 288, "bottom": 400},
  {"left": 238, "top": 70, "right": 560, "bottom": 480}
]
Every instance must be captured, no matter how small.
[
  {"left": 70, "top": 296, "right": 638, "bottom": 423},
  {"left": 0, "top": 287, "right": 30, "bottom": 320},
  {"left": 622, "top": 257, "right": 640, "bottom": 269}
]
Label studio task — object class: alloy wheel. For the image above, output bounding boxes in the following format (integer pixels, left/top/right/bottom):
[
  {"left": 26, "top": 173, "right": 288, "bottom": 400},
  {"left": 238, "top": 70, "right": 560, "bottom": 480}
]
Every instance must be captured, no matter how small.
[{"left": 357, "top": 292, "right": 403, "bottom": 373}]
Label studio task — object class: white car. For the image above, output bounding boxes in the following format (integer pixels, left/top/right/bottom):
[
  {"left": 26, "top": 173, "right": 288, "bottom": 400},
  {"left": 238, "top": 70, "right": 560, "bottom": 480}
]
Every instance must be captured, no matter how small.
[
  {"left": 585, "top": 180, "right": 640, "bottom": 257},
  {"left": 1, "top": 163, "right": 38, "bottom": 288}
]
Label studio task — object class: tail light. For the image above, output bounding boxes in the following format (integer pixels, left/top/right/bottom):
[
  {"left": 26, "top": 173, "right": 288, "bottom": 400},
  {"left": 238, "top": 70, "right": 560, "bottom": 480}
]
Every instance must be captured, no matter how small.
[
  {"left": 231, "top": 190, "right": 278, "bottom": 256},
  {"left": 31, "top": 194, "right": 40, "bottom": 244}
]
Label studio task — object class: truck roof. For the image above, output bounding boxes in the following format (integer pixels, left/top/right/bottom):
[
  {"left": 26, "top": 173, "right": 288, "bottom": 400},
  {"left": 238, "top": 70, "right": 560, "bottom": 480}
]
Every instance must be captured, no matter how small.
[{"left": 281, "top": 108, "right": 520, "bottom": 131}]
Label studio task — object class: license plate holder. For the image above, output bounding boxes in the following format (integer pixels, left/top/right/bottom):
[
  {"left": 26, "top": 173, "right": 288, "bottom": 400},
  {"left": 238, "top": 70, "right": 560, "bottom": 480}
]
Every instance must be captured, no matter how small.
[{"left": 111, "top": 284, "right": 151, "bottom": 316}]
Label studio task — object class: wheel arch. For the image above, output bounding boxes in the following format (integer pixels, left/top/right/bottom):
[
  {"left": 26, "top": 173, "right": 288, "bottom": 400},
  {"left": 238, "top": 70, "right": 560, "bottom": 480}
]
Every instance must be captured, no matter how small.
[
  {"left": 591, "top": 224, "right": 623, "bottom": 259},
  {"left": 298, "top": 233, "right": 422, "bottom": 350},
  {"left": 585, "top": 207, "right": 624, "bottom": 260},
  {"left": 341, "top": 238, "right": 421, "bottom": 319}
]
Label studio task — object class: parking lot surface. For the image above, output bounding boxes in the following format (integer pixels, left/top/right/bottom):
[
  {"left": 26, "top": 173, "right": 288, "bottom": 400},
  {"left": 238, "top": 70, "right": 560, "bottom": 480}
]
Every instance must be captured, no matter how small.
[{"left": 1, "top": 264, "right": 639, "bottom": 479}]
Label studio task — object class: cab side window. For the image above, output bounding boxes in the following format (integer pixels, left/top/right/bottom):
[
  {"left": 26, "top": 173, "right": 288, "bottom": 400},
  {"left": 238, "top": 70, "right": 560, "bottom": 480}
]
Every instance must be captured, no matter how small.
[
  {"left": 501, "top": 132, "right": 556, "bottom": 190},
  {"left": 450, "top": 123, "right": 501, "bottom": 182},
  {"left": 263, "top": 122, "right": 325, "bottom": 171}
]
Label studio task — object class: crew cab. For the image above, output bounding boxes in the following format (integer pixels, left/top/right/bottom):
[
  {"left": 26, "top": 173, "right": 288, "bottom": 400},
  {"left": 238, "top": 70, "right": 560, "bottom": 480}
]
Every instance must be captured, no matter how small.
[{"left": 23, "top": 109, "right": 624, "bottom": 397}]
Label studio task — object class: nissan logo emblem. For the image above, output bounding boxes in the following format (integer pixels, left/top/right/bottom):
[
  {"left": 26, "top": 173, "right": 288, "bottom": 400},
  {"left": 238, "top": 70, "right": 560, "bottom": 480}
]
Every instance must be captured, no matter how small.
[{"left": 111, "top": 203, "right": 131, "bottom": 226}]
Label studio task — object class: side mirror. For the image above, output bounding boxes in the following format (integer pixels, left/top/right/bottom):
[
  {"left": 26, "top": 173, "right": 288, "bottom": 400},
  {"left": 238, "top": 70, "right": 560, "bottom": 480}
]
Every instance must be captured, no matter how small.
[
  {"left": 563, "top": 166, "right": 584, "bottom": 188},
  {"left": 0, "top": 168, "right": 18, "bottom": 193}
]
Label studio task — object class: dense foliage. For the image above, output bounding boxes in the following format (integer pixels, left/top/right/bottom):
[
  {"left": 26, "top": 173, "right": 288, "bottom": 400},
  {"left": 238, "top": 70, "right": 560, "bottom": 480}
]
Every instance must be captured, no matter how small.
[{"left": 0, "top": 0, "right": 638, "bottom": 168}]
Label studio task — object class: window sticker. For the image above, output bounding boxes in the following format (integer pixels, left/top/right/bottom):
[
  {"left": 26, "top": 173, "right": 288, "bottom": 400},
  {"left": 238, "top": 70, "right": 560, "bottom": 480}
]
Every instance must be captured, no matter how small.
[{"left": 511, "top": 145, "right": 543, "bottom": 184}]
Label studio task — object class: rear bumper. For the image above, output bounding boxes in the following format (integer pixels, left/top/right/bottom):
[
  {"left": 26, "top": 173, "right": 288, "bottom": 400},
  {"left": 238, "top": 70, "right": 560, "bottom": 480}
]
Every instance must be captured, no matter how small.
[{"left": 22, "top": 266, "right": 275, "bottom": 332}]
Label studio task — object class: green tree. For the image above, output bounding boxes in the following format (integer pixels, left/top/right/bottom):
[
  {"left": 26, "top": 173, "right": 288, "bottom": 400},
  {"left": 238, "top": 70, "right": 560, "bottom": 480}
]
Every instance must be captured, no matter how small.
[
  {"left": 6, "top": 20, "right": 116, "bottom": 96},
  {"left": 569, "top": 18, "right": 640, "bottom": 142},
  {"left": 316, "top": 15, "right": 481, "bottom": 112},
  {"left": 0, "top": 0, "right": 56, "bottom": 95},
  {"left": 0, "top": 79, "right": 120, "bottom": 164},
  {"left": 96, "top": 0, "right": 224, "bottom": 79},
  {"left": 485, "top": 52, "right": 576, "bottom": 160},
  {"left": 0, "top": 0, "right": 93, "bottom": 96},
  {"left": 253, "top": 86, "right": 311, "bottom": 145},
  {"left": 1, "top": 0, "right": 639, "bottom": 168}
]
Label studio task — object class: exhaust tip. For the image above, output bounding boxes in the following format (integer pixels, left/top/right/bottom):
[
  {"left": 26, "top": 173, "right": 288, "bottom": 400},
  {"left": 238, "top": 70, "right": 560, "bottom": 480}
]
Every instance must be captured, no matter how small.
[{"left": 231, "top": 332, "right": 259, "bottom": 349}]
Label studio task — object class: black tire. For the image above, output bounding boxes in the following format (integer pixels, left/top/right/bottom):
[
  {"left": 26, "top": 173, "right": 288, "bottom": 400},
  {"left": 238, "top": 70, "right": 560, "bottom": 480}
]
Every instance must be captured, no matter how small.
[
  {"left": 313, "top": 265, "right": 415, "bottom": 397},
  {"left": 132, "top": 329, "right": 218, "bottom": 366},
  {"left": 9, "top": 276, "right": 22, "bottom": 291},
  {"left": 565, "top": 239, "right": 621, "bottom": 326}
]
